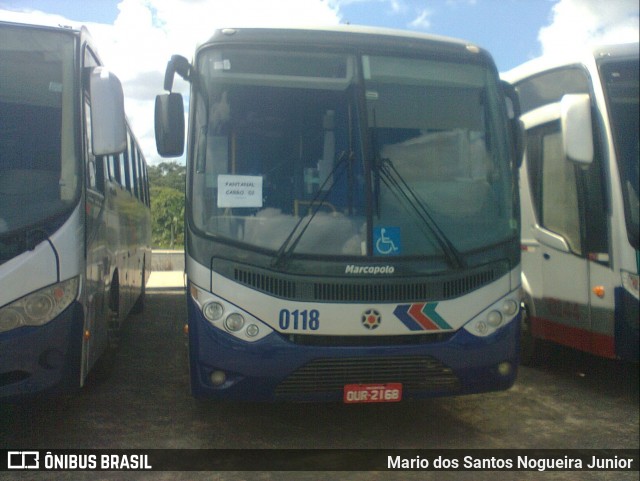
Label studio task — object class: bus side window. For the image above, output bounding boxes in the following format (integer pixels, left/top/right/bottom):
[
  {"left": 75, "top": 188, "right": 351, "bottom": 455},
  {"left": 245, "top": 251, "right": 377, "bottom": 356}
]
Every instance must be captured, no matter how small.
[
  {"left": 114, "top": 153, "right": 123, "bottom": 185},
  {"left": 121, "top": 135, "right": 130, "bottom": 193},
  {"left": 580, "top": 120, "right": 609, "bottom": 259},
  {"left": 526, "top": 119, "right": 609, "bottom": 260},
  {"left": 128, "top": 132, "right": 137, "bottom": 196},
  {"left": 106, "top": 155, "right": 115, "bottom": 181},
  {"left": 120, "top": 149, "right": 128, "bottom": 189},
  {"left": 516, "top": 67, "right": 590, "bottom": 114},
  {"left": 140, "top": 151, "right": 146, "bottom": 203},
  {"left": 83, "top": 46, "right": 105, "bottom": 194},
  {"left": 132, "top": 150, "right": 139, "bottom": 200},
  {"left": 84, "top": 99, "right": 105, "bottom": 194},
  {"left": 527, "top": 121, "right": 582, "bottom": 255}
]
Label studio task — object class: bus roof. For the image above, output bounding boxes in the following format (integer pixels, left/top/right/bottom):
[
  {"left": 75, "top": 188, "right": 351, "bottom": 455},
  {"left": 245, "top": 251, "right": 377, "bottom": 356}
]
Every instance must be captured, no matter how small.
[
  {"left": 198, "top": 25, "right": 493, "bottom": 63},
  {"left": 0, "top": 17, "right": 84, "bottom": 34},
  {"left": 502, "top": 42, "right": 639, "bottom": 84},
  {"left": 0, "top": 19, "right": 104, "bottom": 63}
]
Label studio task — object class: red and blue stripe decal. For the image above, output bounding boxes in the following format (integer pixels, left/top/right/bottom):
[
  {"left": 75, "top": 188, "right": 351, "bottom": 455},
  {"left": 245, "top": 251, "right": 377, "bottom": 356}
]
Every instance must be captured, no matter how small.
[{"left": 393, "top": 302, "right": 452, "bottom": 331}]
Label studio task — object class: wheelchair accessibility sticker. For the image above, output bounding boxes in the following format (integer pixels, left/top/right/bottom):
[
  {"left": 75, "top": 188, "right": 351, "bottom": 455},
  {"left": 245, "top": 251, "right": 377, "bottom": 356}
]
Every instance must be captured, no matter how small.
[{"left": 374, "top": 226, "right": 401, "bottom": 255}]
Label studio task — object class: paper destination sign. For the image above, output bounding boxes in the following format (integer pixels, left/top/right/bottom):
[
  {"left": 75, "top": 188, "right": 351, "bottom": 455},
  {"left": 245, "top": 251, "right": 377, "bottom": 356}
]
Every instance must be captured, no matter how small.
[{"left": 217, "top": 175, "right": 263, "bottom": 208}]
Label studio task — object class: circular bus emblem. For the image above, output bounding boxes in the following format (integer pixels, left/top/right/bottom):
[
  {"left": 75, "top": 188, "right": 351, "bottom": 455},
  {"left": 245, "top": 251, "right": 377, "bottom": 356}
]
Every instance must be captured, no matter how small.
[{"left": 362, "top": 309, "right": 381, "bottom": 330}]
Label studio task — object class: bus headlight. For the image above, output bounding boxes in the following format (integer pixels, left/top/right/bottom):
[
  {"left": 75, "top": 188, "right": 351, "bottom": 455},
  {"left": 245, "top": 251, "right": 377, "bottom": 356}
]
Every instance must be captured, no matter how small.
[
  {"left": 0, "top": 277, "right": 79, "bottom": 334},
  {"left": 190, "top": 283, "right": 272, "bottom": 342},
  {"left": 224, "top": 313, "right": 245, "bottom": 332},
  {"left": 501, "top": 299, "right": 519, "bottom": 316},
  {"left": 0, "top": 308, "right": 22, "bottom": 332},
  {"left": 246, "top": 324, "right": 260, "bottom": 337},
  {"left": 463, "top": 290, "right": 520, "bottom": 338},
  {"left": 487, "top": 310, "right": 503, "bottom": 327},
  {"left": 203, "top": 301, "right": 224, "bottom": 322}
]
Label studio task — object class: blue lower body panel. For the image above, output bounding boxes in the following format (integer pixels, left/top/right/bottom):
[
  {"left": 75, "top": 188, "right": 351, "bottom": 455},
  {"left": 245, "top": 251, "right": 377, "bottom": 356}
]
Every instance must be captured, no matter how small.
[
  {"left": 187, "top": 296, "right": 519, "bottom": 401},
  {"left": 0, "top": 302, "right": 83, "bottom": 401}
]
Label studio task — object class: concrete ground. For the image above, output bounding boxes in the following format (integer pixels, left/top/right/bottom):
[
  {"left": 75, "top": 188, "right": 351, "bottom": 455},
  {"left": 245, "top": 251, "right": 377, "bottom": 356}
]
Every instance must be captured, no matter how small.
[{"left": 147, "top": 270, "right": 186, "bottom": 290}]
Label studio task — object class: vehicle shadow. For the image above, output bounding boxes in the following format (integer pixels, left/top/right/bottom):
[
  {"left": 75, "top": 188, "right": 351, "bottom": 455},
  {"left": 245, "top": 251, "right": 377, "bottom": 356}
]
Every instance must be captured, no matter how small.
[{"left": 523, "top": 342, "right": 639, "bottom": 402}]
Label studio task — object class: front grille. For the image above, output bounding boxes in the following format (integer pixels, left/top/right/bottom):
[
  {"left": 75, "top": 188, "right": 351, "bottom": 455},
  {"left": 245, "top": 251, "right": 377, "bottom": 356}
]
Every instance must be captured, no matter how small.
[
  {"left": 275, "top": 356, "right": 460, "bottom": 396},
  {"left": 443, "top": 269, "right": 496, "bottom": 298},
  {"left": 312, "top": 281, "right": 440, "bottom": 302},
  {"left": 229, "top": 261, "right": 506, "bottom": 303},
  {"left": 234, "top": 268, "right": 297, "bottom": 298},
  {"left": 287, "top": 332, "right": 454, "bottom": 347}
]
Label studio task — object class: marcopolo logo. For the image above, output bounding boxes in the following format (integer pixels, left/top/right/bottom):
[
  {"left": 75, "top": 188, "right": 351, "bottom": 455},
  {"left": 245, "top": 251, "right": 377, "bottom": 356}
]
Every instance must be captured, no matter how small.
[{"left": 345, "top": 265, "right": 395, "bottom": 275}]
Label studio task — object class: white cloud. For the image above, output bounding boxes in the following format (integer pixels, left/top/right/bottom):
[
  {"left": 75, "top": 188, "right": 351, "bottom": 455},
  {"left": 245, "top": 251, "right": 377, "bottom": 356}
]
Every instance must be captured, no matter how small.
[
  {"left": 1, "top": 0, "right": 343, "bottom": 165},
  {"left": 538, "top": 0, "right": 639, "bottom": 58},
  {"left": 409, "top": 9, "right": 432, "bottom": 29}
]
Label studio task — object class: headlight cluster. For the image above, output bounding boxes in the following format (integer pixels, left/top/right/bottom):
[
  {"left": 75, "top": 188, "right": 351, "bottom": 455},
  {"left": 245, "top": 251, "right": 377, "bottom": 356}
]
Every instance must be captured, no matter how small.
[
  {"left": 190, "top": 284, "right": 272, "bottom": 342},
  {"left": 0, "top": 277, "right": 79, "bottom": 334},
  {"left": 463, "top": 293, "right": 520, "bottom": 337}
]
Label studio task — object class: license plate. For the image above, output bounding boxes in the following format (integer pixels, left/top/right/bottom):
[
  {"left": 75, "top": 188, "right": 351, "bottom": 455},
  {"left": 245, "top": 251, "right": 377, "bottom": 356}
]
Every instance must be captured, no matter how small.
[{"left": 343, "top": 383, "right": 403, "bottom": 404}]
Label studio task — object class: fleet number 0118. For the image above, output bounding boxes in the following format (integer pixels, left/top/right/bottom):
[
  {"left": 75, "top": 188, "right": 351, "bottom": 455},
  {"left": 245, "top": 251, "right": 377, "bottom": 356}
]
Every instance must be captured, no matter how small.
[{"left": 278, "top": 309, "right": 320, "bottom": 331}]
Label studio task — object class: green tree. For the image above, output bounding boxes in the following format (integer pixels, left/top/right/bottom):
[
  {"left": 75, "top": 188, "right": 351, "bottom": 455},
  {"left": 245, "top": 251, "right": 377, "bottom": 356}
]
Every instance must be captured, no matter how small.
[
  {"left": 148, "top": 161, "right": 186, "bottom": 191},
  {"left": 148, "top": 161, "right": 186, "bottom": 249},
  {"left": 150, "top": 185, "right": 184, "bottom": 249}
]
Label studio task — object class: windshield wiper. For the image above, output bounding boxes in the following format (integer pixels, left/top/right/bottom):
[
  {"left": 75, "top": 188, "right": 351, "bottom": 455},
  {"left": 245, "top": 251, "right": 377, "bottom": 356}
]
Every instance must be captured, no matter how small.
[
  {"left": 271, "top": 150, "right": 352, "bottom": 269},
  {"left": 0, "top": 225, "right": 60, "bottom": 275},
  {"left": 376, "top": 156, "right": 465, "bottom": 269}
]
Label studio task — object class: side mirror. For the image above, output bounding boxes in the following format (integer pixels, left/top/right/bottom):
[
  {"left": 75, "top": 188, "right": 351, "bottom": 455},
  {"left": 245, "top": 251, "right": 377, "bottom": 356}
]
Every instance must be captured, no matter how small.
[
  {"left": 164, "top": 55, "right": 192, "bottom": 92},
  {"left": 89, "top": 67, "right": 127, "bottom": 155},
  {"left": 560, "top": 94, "right": 593, "bottom": 164},
  {"left": 501, "top": 80, "right": 525, "bottom": 168},
  {"left": 155, "top": 93, "right": 185, "bottom": 157}
]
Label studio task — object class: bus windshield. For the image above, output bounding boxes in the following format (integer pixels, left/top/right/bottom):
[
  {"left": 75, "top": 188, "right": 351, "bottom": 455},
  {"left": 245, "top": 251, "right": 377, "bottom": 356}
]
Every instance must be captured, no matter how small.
[
  {"left": 190, "top": 47, "right": 516, "bottom": 260},
  {"left": 364, "top": 55, "right": 515, "bottom": 258},
  {"left": 0, "top": 25, "right": 79, "bottom": 250},
  {"left": 600, "top": 58, "right": 639, "bottom": 249}
]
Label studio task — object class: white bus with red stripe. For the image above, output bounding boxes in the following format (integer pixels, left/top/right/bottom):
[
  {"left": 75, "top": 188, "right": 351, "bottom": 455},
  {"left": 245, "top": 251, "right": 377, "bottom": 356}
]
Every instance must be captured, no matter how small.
[{"left": 503, "top": 43, "right": 639, "bottom": 363}]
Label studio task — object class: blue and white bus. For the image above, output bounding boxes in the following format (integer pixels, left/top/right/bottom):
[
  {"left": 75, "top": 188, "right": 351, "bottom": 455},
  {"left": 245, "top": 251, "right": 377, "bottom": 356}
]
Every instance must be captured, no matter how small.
[
  {"left": 156, "top": 26, "right": 523, "bottom": 402},
  {"left": 0, "top": 21, "right": 152, "bottom": 400}
]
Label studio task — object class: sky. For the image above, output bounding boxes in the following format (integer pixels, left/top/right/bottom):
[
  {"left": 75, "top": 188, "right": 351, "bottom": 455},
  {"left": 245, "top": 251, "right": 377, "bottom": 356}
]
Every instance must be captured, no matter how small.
[{"left": 0, "top": 0, "right": 638, "bottom": 165}]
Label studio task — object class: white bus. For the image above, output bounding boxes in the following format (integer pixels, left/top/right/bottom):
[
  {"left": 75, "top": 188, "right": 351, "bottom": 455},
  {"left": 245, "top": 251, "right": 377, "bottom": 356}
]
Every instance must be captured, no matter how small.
[
  {"left": 0, "top": 21, "right": 152, "bottom": 400},
  {"left": 156, "top": 27, "right": 524, "bottom": 402},
  {"left": 503, "top": 43, "right": 639, "bottom": 363}
]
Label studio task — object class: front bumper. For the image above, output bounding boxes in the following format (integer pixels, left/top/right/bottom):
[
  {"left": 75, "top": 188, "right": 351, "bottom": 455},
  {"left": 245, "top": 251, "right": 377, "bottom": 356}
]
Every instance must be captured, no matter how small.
[
  {"left": 0, "top": 302, "right": 83, "bottom": 401},
  {"left": 187, "top": 296, "right": 519, "bottom": 401}
]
